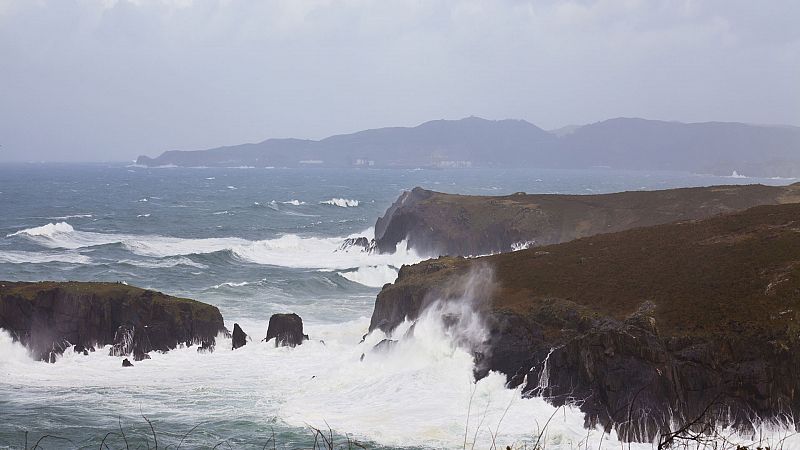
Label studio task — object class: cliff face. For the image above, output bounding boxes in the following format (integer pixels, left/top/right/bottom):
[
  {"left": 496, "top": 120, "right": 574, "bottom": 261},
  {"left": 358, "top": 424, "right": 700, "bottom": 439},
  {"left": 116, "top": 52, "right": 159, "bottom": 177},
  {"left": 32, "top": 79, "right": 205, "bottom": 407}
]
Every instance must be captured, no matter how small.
[
  {"left": 0, "top": 282, "right": 225, "bottom": 361},
  {"left": 370, "top": 203, "right": 800, "bottom": 441},
  {"left": 373, "top": 183, "right": 800, "bottom": 256}
]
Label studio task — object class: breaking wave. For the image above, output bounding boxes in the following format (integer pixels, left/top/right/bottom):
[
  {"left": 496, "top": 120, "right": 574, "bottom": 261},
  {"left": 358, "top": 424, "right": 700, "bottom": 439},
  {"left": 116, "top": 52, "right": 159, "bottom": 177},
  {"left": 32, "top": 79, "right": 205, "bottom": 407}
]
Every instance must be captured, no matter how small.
[
  {"left": 0, "top": 250, "right": 91, "bottom": 265},
  {"left": 47, "top": 213, "right": 93, "bottom": 220},
  {"left": 7, "top": 222, "right": 422, "bottom": 275},
  {"left": 117, "top": 256, "right": 208, "bottom": 269},
  {"left": 337, "top": 265, "right": 400, "bottom": 287},
  {"left": 321, "top": 198, "right": 359, "bottom": 208}
]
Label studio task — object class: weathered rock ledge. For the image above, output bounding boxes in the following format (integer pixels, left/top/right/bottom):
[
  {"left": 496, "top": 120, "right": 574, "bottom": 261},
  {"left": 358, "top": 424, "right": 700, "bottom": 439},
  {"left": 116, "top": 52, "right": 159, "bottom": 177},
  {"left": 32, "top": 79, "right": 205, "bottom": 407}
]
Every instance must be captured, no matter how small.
[
  {"left": 0, "top": 281, "right": 226, "bottom": 361},
  {"left": 373, "top": 183, "right": 800, "bottom": 256},
  {"left": 369, "top": 202, "right": 800, "bottom": 441}
]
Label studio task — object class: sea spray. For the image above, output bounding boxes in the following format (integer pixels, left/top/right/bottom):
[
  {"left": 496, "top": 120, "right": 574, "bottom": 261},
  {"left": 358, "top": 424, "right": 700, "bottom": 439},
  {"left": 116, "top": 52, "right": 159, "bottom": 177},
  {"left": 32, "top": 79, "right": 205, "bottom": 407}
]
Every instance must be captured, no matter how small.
[{"left": 3, "top": 312, "right": 799, "bottom": 448}]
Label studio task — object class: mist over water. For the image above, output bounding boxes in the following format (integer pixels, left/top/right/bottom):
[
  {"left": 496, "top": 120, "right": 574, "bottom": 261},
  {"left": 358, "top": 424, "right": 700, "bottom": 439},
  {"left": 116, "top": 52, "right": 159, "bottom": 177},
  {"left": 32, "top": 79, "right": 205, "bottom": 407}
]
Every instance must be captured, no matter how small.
[{"left": 1, "top": 164, "right": 797, "bottom": 448}]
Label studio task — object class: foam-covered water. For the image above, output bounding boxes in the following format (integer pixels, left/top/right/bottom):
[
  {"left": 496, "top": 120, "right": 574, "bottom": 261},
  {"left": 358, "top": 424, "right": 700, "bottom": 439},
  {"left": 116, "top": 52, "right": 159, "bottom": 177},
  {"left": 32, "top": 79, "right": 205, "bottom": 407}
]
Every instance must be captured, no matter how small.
[{"left": 1, "top": 164, "right": 797, "bottom": 448}]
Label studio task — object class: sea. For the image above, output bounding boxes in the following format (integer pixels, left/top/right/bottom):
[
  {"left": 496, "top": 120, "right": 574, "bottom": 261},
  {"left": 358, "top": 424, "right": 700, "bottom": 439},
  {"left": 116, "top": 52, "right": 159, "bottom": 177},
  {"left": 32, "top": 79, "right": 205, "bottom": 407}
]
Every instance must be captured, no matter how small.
[{"left": 0, "top": 163, "right": 797, "bottom": 449}]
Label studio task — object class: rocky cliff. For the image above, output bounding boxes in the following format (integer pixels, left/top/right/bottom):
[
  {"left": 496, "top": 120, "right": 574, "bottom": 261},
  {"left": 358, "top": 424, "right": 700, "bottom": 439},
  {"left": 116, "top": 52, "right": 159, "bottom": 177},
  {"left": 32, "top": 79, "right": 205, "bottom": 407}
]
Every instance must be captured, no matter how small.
[
  {"left": 370, "top": 202, "right": 800, "bottom": 441},
  {"left": 0, "top": 281, "right": 226, "bottom": 361},
  {"left": 373, "top": 183, "right": 800, "bottom": 256}
]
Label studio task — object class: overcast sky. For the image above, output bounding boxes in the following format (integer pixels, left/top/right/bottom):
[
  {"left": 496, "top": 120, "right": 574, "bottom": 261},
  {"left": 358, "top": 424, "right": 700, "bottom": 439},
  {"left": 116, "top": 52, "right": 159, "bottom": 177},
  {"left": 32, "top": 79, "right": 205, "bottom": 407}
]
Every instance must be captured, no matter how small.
[{"left": 1, "top": 0, "right": 798, "bottom": 162}]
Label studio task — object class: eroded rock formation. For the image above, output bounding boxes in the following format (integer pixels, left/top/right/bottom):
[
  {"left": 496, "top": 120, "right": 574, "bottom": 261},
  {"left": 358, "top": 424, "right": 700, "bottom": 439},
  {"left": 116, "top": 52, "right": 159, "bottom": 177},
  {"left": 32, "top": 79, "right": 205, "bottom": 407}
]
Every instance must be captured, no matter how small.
[
  {"left": 0, "top": 281, "right": 226, "bottom": 362},
  {"left": 266, "top": 313, "right": 308, "bottom": 347}
]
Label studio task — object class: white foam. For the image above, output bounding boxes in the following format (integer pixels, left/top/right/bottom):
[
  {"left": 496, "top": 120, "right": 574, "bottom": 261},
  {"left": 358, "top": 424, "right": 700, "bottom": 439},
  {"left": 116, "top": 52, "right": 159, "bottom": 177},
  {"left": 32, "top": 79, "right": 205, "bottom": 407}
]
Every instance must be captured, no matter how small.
[
  {"left": 209, "top": 280, "right": 255, "bottom": 289},
  {"left": 321, "top": 198, "right": 359, "bottom": 207},
  {"left": 8, "top": 222, "right": 126, "bottom": 249},
  {"left": 338, "top": 265, "right": 399, "bottom": 287},
  {"left": 9, "top": 221, "right": 75, "bottom": 237},
  {"left": 0, "top": 250, "right": 91, "bottom": 265},
  {"left": 1, "top": 307, "right": 797, "bottom": 449},
  {"left": 117, "top": 256, "right": 208, "bottom": 269},
  {"left": 8, "top": 223, "right": 423, "bottom": 271},
  {"left": 511, "top": 240, "right": 535, "bottom": 251},
  {"left": 48, "top": 214, "right": 93, "bottom": 220},
  {"left": 281, "top": 200, "right": 306, "bottom": 206}
]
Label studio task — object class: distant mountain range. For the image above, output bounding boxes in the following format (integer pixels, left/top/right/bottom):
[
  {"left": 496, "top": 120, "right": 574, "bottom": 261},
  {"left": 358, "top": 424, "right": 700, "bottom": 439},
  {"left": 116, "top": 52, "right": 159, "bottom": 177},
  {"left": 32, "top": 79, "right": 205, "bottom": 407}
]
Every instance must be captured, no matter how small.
[{"left": 136, "top": 117, "right": 800, "bottom": 177}]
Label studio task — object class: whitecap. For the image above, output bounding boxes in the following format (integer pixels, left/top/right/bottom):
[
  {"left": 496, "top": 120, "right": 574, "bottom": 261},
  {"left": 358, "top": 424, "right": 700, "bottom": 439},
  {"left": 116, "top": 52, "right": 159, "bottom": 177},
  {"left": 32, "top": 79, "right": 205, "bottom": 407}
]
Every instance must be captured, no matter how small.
[
  {"left": 0, "top": 250, "right": 91, "bottom": 265},
  {"left": 48, "top": 214, "right": 93, "bottom": 220},
  {"left": 321, "top": 198, "right": 359, "bottom": 208},
  {"left": 209, "top": 280, "right": 256, "bottom": 289},
  {"left": 7, "top": 223, "right": 424, "bottom": 271},
  {"left": 337, "top": 265, "right": 399, "bottom": 287},
  {"left": 117, "top": 256, "right": 208, "bottom": 269}
]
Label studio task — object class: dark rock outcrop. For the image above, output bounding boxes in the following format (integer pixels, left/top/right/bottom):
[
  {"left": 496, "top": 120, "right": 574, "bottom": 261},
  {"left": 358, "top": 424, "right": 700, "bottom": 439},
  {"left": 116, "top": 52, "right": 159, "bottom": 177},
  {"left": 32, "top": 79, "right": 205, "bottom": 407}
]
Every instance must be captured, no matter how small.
[
  {"left": 337, "top": 237, "right": 375, "bottom": 253},
  {"left": 372, "top": 338, "right": 397, "bottom": 352},
  {"left": 369, "top": 202, "right": 800, "bottom": 441},
  {"left": 232, "top": 323, "right": 247, "bottom": 350},
  {"left": 122, "top": 358, "right": 133, "bottom": 367},
  {"left": 373, "top": 183, "right": 800, "bottom": 256},
  {"left": 73, "top": 343, "right": 91, "bottom": 356},
  {"left": 0, "top": 282, "right": 226, "bottom": 362},
  {"left": 197, "top": 341, "right": 214, "bottom": 353},
  {"left": 265, "top": 313, "right": 308, "bottom": 347}
]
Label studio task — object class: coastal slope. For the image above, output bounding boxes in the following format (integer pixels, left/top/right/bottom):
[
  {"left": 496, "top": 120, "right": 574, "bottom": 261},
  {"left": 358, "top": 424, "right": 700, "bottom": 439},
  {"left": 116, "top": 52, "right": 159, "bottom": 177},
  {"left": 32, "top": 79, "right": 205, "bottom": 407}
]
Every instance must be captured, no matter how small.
[
  {"left": 373, "top": 183, "right": 800, "bottom": 256},
  {"left": 370, "top": 202, "right": 800, "bottom": 441}
]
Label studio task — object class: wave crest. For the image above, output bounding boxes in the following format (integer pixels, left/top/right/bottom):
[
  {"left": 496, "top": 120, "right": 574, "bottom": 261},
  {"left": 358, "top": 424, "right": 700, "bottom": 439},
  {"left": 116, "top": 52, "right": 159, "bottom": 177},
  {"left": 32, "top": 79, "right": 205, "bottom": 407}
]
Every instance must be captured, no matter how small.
[
  {"left": 7, "top": 223, "right": 422, "bottom": 274},
  {"left": 320, "top": 198, "right": 359, "bottom": 208}
]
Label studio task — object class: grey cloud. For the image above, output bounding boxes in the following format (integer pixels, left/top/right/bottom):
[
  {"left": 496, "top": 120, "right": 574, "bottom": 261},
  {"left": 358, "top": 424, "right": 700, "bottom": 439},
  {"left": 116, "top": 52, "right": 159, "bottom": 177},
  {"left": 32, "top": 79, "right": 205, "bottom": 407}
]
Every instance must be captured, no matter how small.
[{"left": 0, "top": 0, "right": 798, "bottom": 161}]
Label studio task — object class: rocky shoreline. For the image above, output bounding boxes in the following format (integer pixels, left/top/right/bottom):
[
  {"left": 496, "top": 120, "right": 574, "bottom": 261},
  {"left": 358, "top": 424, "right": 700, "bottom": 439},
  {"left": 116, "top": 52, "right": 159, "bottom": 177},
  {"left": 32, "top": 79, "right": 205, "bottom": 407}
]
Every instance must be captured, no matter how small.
[
  {"left": 0, "top": 281, "right": 309, "bottom": 363},
  {"left": 371, "top": 183, "right": 800, "bottom": 256},
  {"left": 368, "top": 202, "right": 800, "bottom": 441},
  {"left": 4, "top": 186, "right": 800, "bottom": 443}
]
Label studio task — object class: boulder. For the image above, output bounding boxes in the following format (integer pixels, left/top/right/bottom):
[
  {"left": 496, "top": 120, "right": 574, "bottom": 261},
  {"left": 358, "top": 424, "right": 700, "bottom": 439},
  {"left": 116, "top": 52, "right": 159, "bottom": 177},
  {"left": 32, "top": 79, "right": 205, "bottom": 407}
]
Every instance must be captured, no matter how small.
[
  {"left": 0, "top": 281, "right": 226, "bottom": 362},
  {"left": 122, "top": 358, "right": 133, "bottom": 367},
  {"left": 265, "top": 313, "right": 308, "bottom": 347},
  {"left": 232, "top": 323, "right": 247, "bottom": 350}
]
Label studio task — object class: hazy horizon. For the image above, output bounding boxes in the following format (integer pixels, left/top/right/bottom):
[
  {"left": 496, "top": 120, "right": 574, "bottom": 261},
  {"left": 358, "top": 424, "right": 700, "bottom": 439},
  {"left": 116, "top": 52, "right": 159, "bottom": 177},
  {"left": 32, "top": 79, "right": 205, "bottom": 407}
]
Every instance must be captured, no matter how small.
[{"left": 1, "top": 0, "right": 799, "bottom": 162}]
